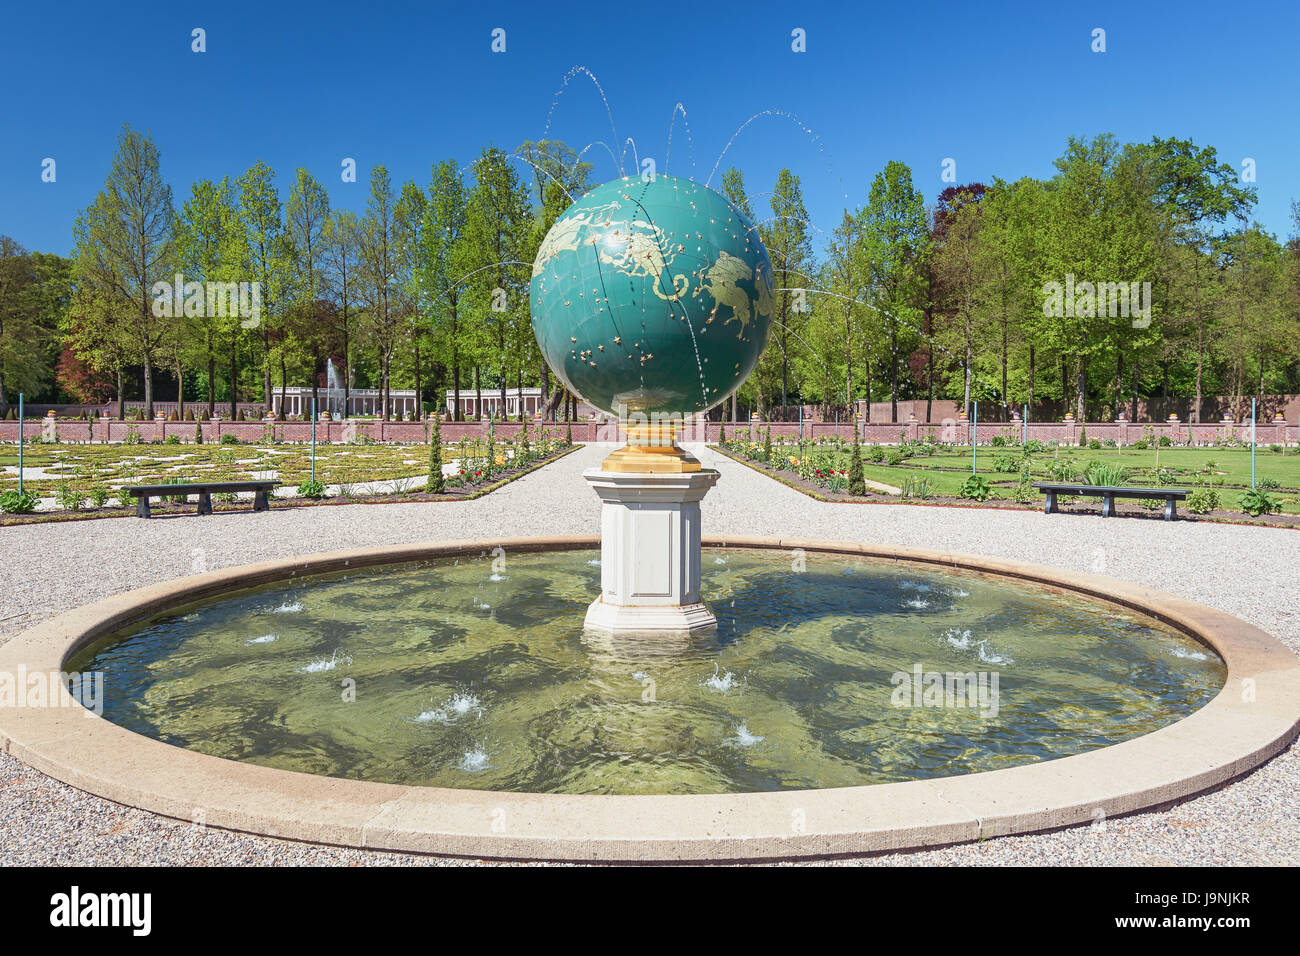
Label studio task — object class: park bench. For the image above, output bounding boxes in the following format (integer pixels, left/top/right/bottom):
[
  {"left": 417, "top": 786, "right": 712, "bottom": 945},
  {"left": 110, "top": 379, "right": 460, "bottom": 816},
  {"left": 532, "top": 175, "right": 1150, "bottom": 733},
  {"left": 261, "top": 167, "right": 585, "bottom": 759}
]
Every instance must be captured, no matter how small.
[
  {"left": 125, "top": 480, "right": 278, "bottom": 518},
  {"left": 1034, "top": 482, "right": 1190, "bottom": 522}
]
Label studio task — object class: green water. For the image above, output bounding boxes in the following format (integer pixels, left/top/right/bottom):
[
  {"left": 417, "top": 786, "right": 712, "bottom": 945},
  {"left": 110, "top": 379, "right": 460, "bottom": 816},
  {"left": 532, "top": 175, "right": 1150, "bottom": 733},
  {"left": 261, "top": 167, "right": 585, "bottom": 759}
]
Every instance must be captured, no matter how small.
[{"left": 69, "top": 548, "right": 1224, "bottom": 794}]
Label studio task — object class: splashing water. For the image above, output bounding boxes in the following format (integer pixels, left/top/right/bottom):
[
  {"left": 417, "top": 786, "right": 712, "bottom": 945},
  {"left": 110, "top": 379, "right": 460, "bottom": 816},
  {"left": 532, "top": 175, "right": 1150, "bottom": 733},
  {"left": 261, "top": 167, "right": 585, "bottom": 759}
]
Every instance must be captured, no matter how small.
[
  {"left": 702, "top": 663, "right": 740, "bottom": 693},
  {"left": 415, "top": 692, "right": 484, "bottom": 724},
  {"left": 726, "top": 722, "right": 765, "bottom": 748},
  {"left": 246, "top": 633, "right": 278, "bottom": 645},
  {"left": 299, "top": 649, "right": 352, "bottom": 674},
  {"left": 271, "top": 601, "right": 302, "bottom": 614},
  {"left": 456, "top": 746, "right": 492, "bottom": 773}
]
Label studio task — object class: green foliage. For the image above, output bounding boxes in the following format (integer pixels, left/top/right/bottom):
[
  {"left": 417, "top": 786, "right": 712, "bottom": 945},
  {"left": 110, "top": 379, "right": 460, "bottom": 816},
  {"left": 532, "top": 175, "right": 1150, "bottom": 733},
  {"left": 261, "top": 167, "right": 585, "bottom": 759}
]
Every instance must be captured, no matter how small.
[
  {"left": 428, "top": 415, "right": 445, "bottom": 493},
  {"left": 1082, "top": 461, "right": 1128, "bottom": 486},
  {"left": 0, "top": 489, "right": 39, "bottom": 514},
  {"left": 219, "top": 433, "right": 240, "bottom": 445},
  {"left": 900, "top": 475, "right": 933, "bottom": 500},
  {"left": 1022, "top": 440, "right": 1044, "bottom": 454},
  {"left": 88, "top": 484, "right": 111, "bottom": 509},
  {"left": 847, "top": 433, "right": 866, "bottom": 496},
  {"left": 1240, "top": 488, "right": 1280, "bottom": 517},
  {"left": 958, "top": 475, "right": 991, "bottom": 501},
  {"left": 55, "top": 481, "right": 85, "bottom": 511},
  {"left": 296, "top": 479, "right": 327, "bottom": 499},
  {"left": 194, "top": 421, "right": 204, "bottom": 444},
  {"left": 164, "top": 434, "right": 181, "bottom": 445},
  {"left": 1186, "top": 484, "right": 1221, "bottom": 515}
]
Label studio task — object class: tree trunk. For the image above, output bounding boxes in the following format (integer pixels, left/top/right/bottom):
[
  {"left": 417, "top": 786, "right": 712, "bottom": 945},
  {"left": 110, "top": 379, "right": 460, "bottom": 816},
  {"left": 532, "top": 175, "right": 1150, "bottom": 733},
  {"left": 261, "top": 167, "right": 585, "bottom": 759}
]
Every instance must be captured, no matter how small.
[
  {"left": 1131, "top": 357, "right": 1139, "bottom": 423},
  {"left": 230, "top": 342, "right": 238, "bottom": 419},
  {"left": 117, "top": 369, "right": 125, "bottom": 420},
  {"left": 176, "top": 357, "right": 184, "bottom": 420},
  {"left": 1075, "top": 359, "right": 1087, "bottom": 423},
  {"left": 144, "top": 358, "right": 154, "bottom": 418}
]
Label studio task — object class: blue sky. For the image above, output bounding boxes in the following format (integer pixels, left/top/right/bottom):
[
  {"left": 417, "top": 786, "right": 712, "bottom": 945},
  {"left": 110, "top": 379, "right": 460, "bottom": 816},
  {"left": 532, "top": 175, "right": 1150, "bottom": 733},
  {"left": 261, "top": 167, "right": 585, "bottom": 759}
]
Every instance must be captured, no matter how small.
[{"left": 3, "top": 0, "right": 1298, "bottom": 256}]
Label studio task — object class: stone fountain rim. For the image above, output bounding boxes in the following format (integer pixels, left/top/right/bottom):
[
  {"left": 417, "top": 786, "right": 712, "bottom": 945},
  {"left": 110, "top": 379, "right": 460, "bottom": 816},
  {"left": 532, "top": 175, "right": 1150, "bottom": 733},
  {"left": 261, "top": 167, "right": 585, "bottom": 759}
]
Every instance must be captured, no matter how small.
[{"left": 1, "top": 534, "right": 1296, "bottom": 863}]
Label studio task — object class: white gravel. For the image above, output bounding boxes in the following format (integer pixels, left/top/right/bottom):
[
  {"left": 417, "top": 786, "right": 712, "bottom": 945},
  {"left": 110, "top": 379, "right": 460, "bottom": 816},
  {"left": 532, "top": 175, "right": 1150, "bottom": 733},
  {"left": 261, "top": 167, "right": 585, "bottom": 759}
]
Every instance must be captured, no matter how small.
[{"left": 1, "top": 441, "right": 1297, "bottom": 866}]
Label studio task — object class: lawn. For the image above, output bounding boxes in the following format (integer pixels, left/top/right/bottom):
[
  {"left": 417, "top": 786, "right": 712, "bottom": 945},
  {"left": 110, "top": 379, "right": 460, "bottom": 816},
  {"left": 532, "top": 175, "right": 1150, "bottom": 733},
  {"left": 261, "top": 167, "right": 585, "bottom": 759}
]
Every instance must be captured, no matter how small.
[{"left": 719, "top": 435, "right": 1300, "bottom": 514}]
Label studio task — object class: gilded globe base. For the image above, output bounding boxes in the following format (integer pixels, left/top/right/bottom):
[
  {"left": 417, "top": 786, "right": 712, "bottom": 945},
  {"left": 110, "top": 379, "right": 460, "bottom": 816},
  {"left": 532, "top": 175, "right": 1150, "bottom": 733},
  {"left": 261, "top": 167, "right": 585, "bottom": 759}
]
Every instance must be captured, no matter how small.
[{"left": 600, "top": 421, "right": 701, "bottom": 474}]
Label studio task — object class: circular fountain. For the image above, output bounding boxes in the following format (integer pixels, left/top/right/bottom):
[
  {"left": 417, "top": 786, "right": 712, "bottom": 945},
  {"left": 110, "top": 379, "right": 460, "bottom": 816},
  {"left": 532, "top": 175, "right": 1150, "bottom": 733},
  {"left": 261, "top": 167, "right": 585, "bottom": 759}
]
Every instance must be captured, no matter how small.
[
  {"left": 531, "top": 174, "right": 774, "bottom": 633},
  {"left": 2, "top": 174, "right": 1297, "bottom": 861}
]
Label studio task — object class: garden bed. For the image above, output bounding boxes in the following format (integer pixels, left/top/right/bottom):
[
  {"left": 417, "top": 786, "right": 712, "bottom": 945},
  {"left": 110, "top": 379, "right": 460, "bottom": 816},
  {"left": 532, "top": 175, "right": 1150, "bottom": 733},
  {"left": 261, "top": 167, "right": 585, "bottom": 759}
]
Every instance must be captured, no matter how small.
[{"left": 0, "top": 443, "right": 579, "bottom": 526}]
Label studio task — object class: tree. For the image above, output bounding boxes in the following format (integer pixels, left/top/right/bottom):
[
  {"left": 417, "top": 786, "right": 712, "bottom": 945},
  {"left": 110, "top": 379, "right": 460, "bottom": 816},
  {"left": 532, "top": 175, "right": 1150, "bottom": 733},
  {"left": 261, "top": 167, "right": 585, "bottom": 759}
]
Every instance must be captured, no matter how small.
[
  {"left": 418, "top": 160, "right": 472, "bottom": 421},
  {"left": 0, "top": 239, "right": 66, "bottom": 408},
  {"left": 284, "top": 168, "right": 332, "bottom": 416},
  {"left": 72, "top": 124, "right": 174, "bottom": 416},
  {"left": 759, "top": 169, "right": 813, "bottom": 407},
  {"left": 860, "top": 161, "right": 930, "bottom": 421},
  {"left": 235, "top": 160, "right": 286, "bottom": 410},
  {"left": 173, "top": 177, "right": 239, "bottom": 414},
  {"left": 322, "top": 209, "right": 362, "bottom": 415},
  {"left": 358, "top": 165, "right": 400, "bottom": 419},
  {"left": 463, "top": 147, "right": 533, "bottom": 419},
  {"left": 1136, "top": 137, "right": 1254, "bottom": 421}
]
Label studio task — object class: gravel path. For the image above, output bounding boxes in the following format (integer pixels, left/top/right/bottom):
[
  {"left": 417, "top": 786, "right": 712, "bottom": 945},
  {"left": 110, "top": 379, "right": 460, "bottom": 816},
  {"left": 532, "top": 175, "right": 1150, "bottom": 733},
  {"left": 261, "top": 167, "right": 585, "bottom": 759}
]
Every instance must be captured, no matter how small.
[{"left": 2, "top": 441, "right": 1297, "bottom": 866}]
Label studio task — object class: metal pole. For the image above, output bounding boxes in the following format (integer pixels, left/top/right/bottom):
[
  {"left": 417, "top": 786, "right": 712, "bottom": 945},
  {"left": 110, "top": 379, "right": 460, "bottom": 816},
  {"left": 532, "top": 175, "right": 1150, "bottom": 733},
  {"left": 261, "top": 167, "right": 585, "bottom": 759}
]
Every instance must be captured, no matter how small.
[
  {"left": 972, "top": 401, "right": 978, "bottom": 475},
  {"left": 1023, "top": 403, "right": 1028, "bottom": 445},
  {"left": 17, "top": 393, "right": 23, "bottom": 496},
  {"left": 1251, "top": 397, "right": 1256, "bottom": 489},
  {"left": 311, "top": 398, "right": 317, "bottom": 483}
]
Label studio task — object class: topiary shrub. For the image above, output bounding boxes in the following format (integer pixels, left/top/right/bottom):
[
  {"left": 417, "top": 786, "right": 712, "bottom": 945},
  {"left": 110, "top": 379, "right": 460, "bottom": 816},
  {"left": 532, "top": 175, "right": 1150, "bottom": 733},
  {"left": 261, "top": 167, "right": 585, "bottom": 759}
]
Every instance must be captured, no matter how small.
[
  {"left": 428, "top": 415, "right": 445, "bottom": 493},
  {"left": 847, "top": 432, "right": 866, "bottom": 496}
]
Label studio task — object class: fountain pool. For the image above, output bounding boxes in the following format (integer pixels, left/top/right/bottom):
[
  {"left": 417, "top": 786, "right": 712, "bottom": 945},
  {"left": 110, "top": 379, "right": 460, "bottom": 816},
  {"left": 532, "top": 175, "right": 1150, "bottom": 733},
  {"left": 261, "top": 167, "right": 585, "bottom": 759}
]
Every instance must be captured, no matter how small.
[{"left": 67, "top": 546, "right": 1224, "bottom": 795}]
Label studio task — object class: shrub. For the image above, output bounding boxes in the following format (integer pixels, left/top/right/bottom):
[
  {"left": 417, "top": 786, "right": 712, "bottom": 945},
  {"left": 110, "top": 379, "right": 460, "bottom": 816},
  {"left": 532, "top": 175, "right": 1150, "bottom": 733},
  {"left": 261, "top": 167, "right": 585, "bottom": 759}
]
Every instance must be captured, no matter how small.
[
  {"left": 991, "top": 435, "right": 1006, "bottom": 447},
  {"left": 1258, "top": 477, "right": 1280, "bottom": 490},
  {"left": 88, "top": 484, "right": 112, "bottom": 509},
  {"left": 1186, "top": 484, "right": 1220, "bottom": 515},
  {"left": 164, "top": 434, "right": 181, "bottom": 445},
  {"left": 1012, "top": 468, "right": 1037, "bottom": 504},
  {"left": 958, "top": 475, "right": 991, "bottom": 501},
  {"left": 1158, "top": 435, "right": 1172, "bottom": 447},
  {"left": 194, "top": 421, "right": 204, "bottom": 444},
  {"left": 219, "top": 433, "right": 240, "bottom": 445},
  {"left": 1240, "top": 488, "right": 1280, "bottom": 517},
  {"left": 55, "top": 481, "right": 85, "bottom": 511},
  {"left": 0, "top": 489, "right": 39, "bottom": 514},
  {"left": 868, "top": 444, "right": 885, "bottom": 463},
  {"left": 1268, "top": 444, "right": 1282, "bottom": 454},
  {"left": 991, "top": 454, "right": 1015, "bottom": 473},
  {"left": 296, "top": 479, "right": 327, "bottom": 499},
  {"left": 1088, "top": 438, "right": 1102, "bottom": 450},
  {"left": 1132, "top": 437, "right": 1150, "bottom": 450},
  {"left": 1022, "top": 439, "right": 1044, "bottom": 454},
  {"left": 847, "top": 433, "right": 866, "bottom": 496},
  {"left": 1047, "top": 458, "right": 1076, "bottom": 482},
  {"left": 428, "top": 416, "right": 445, "bottom": 493},
  {"left": 1078, "top": 424, "right": 1087, "bottom": 446},
  {"left": 123, "top": 425, "right": 141, "bottom": 445},
  {"left": 885, "top": 450, "right": 903, "bottom": 466}
]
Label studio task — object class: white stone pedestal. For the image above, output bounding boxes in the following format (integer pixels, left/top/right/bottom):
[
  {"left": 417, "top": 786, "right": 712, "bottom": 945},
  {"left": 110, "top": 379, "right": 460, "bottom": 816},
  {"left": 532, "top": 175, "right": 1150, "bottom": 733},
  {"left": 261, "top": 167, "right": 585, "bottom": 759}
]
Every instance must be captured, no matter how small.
[{"left": 583, "top": 468, "right": 720, "bottom": 634}]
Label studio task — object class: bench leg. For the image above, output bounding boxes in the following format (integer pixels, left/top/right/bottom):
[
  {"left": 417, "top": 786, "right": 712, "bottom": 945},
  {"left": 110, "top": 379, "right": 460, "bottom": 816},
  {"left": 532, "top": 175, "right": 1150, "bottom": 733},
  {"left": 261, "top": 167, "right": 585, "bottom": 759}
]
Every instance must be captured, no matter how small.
[
  {"left": 253, "top": 490, "right": 269, "bottom": 512},
  {"left": 1165, "top": 498, "right": 1176, "bottom": 521},
  {"left": 1044, "top": 492, "right": 1056, "bottom": 515},
  {"left": 1102, "top": 493, "right": 1114, "bottom": 518},
  {"left": 135, "top": 495, "right": 151, "bottom": 518},
  {"left": 197, "top": 491, "right": 212, "bottom": 516}
]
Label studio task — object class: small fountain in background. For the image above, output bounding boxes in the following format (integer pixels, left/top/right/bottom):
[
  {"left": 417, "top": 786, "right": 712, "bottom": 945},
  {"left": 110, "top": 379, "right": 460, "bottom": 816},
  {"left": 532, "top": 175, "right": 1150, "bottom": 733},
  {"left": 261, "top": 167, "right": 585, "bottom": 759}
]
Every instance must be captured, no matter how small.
[{"left": 324, "top": 358, "right": 344, "bottom": 419}]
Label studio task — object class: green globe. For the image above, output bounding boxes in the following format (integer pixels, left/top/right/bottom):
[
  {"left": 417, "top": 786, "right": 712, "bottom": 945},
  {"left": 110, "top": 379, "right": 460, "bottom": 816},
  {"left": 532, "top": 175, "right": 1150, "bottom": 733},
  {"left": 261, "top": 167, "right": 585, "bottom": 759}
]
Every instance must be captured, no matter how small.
[{"left": 530, "top": 175, "right": 773, "bottom": 420}]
